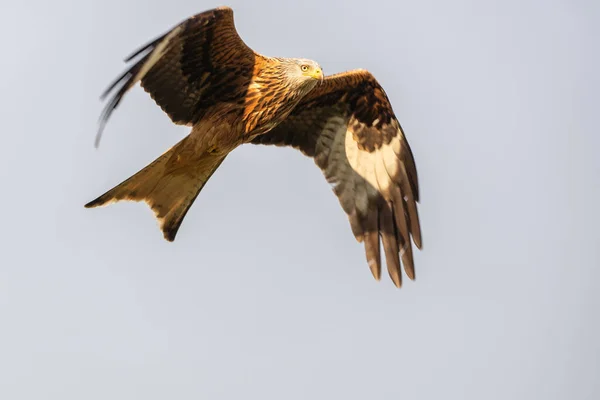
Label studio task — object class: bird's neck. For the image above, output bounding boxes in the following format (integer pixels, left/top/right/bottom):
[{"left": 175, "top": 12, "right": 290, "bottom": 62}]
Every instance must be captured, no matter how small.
[{"left": 242, "top": 69, "right": 311, "bottom": 135}]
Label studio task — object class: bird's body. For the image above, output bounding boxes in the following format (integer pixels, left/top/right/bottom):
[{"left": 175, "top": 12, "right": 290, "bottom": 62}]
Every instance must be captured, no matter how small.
[{"left": 86, "top": 6, "right": 423, "bottom": 287}]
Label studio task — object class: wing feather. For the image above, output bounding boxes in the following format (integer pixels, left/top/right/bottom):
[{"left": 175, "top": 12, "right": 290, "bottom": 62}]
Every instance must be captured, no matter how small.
[
  {"left": 364, "top": 210, "right": 382, "bottom": 281},
  {"left": 379, "top": 202, "right": 401, "bottom": 287},
  {"left": 95, "top": 6, "right": 255, "bottom": 147},
  {"left": 251, "top": 69, "right": 422, "bottom": 286}
]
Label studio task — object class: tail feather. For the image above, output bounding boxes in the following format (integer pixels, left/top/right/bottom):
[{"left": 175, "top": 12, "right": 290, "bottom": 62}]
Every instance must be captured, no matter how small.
[{"left": 85, "top": 136, "right": 226, "bottom": 241}]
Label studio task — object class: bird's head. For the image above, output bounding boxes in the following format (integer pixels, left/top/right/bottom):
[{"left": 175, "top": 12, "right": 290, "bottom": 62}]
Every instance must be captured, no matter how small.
[
  {"left": 280, "top": 58, "right": 323, "bottom": 92},
  {"left": 295, "top": 58, "right": 323, "bottom": 81}
]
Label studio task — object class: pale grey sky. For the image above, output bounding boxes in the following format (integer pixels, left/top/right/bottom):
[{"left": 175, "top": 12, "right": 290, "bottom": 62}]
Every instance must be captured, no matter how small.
[{"left": 1, "top": 1, "right": 598, "bottom": 399}]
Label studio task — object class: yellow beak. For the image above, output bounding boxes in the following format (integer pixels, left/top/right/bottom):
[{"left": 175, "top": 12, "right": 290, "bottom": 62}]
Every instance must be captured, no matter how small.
[{"left": 310, "top": 68, "right": 323, "bottom": 81}]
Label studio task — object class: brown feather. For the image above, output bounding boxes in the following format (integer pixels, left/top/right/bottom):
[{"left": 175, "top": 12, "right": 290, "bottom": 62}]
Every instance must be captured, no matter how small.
[
  {"left": 363, "top": 211, "right": 381, "bottom": 281},
  {"left": 252, "top": 69, "right": 422, "bottom": 287},
  {"left": 85, "top": 135, "right": 226, "bottom": 241},
  {"left": 88, "top": 7, "right": 323, "bottom": 248},
  {"left": 95, "top": 6, "right": 256, "bottom": 147},
  {"left": 379, "top": 202, "right": 402, "bottom": 287},
  {"left": 88, "top": 7, "right": 422, "bottom": 288}
]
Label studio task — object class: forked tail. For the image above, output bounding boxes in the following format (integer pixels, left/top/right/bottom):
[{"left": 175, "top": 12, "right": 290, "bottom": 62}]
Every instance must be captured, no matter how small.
[{"left": 85, "top": 136, "right": 226, "bottom": 241}]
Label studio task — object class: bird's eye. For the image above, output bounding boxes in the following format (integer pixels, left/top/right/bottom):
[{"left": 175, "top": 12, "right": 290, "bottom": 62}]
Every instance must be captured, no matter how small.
[{"left": 301, "top": 65, "right": 309, "bottom": 72}]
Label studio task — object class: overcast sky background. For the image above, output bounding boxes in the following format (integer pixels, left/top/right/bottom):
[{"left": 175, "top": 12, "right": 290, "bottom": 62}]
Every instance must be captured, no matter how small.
[{"left": 1, "top": 1, "right": 598, "bottom": 399}]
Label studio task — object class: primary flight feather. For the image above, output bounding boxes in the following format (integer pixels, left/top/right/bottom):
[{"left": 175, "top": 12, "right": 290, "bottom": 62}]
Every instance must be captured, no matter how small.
[{"left": 86, "top": 6, "right": 422, "bottom": 287}]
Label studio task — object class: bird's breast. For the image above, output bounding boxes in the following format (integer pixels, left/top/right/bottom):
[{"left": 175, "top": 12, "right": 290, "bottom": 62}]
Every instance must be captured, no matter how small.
[{"left": 242, "top": 87, "right": 302, "bottom": 136}]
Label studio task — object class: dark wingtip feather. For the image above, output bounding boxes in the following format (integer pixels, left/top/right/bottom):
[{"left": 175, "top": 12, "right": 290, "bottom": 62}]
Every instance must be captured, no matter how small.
[
  {"left": 95, "top": 77, "right": 129, "bottom": 148},
  {"left": 402, "top": 138, "right": 420, "bottom": 203},
  {"left": 93, "top": 27, "right": 170, "bottom": 148},
  {"left": 364, "top": 231, "right": 381, "bottom": 281},
  {"left": 94, "top": 126, "right": 105, "bottom": 149},
  {"left": 99, "top": 68, "right": 133, "bottom": 101},
  {"left": 94, "top": 49, "right": 154, "bottom": 148},
  {"left": 123, "top": 32, "right": 167, "bottom": 62},
  {"left": 401, "top": 243, "right": 416, "bottom": 281},
  {"left": 413, "top": 231, "right": 423, "bottom": 250},
  {"left": 407, "top": 200, "right": 422, "bottom": 250},
  {"left": 364, "top": 211, "right": 381, "bottom": 281},
  {"left": 379, "top": 203, "right": 402, "bottom": 288},
  {"left": 95, "top": 88, "right": 124, "bottom": 148}
]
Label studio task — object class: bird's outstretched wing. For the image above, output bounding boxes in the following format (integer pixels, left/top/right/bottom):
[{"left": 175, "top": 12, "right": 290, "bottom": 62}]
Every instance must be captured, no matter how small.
[
  {"left": 251, "top": 70, "right": 422, "bottom": 287},
  {"left": 95, "top": 6, "right": 256, "bottom": 147}
]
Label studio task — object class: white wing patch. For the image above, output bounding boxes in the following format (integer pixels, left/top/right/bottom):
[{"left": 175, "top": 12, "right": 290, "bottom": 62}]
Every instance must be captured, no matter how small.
[{"left": 344, "top": 128, "right": 403, "bottom": 200}]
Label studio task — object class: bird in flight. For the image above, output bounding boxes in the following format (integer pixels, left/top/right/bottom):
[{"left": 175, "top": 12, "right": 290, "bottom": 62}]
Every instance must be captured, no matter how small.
[{"left": 86, "top": 6, "right": 422, "bottom": 287}]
